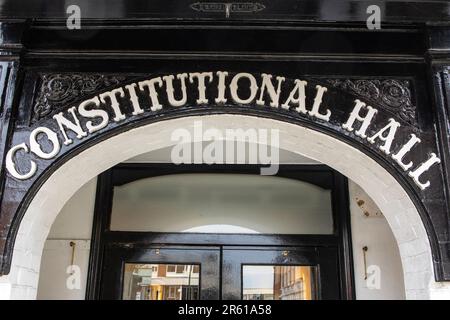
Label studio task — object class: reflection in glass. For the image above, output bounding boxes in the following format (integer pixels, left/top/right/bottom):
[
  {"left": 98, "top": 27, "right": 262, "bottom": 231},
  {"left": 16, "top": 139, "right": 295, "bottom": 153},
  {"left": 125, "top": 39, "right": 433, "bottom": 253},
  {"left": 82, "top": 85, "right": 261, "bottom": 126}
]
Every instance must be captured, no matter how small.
[
  {"left": 123, "top": 263, "right": 200, "bottom": 300},
  {"left": 243, "top": 265, "right": 315, "bottom": 300}
]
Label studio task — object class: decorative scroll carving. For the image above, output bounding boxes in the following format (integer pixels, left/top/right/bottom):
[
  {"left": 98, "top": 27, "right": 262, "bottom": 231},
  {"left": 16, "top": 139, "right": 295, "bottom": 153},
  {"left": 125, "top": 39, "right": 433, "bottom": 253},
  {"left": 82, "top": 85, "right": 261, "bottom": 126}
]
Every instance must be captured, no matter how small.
[
  {"left": 31, "top": 73, "right": 128, "bottom": 124},
  {"left": 327, "top": 79, "right": 417, "bottom": 126}
]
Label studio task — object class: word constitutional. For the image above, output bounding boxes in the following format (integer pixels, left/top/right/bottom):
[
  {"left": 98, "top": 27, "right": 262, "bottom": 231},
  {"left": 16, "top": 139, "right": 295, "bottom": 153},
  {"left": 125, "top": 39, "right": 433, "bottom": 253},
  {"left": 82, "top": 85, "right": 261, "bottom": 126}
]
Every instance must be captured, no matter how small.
[{"left": 5, "top": 72, "right": 440, "bottom": 189}]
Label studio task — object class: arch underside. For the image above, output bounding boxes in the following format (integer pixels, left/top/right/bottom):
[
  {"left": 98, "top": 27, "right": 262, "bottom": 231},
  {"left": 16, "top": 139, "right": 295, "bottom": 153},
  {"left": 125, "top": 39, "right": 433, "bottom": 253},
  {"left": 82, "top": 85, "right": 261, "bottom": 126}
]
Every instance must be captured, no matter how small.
[
  {"left": 2, "top": 71, "right": 448, "bottom": 284},
  {"left": 1, "top": 114, "right": 449, "bottom": 299}
]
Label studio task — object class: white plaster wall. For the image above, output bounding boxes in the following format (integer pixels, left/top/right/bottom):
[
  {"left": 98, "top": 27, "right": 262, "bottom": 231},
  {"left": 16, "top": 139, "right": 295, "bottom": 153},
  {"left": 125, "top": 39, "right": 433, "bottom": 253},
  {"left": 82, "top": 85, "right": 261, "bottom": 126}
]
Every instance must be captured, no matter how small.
[
  {"left": 36, "top": 178, "right": 97, "bottom": 300},
  {"left": 349, "top": 181, "right": 405, "bottom": 299}
]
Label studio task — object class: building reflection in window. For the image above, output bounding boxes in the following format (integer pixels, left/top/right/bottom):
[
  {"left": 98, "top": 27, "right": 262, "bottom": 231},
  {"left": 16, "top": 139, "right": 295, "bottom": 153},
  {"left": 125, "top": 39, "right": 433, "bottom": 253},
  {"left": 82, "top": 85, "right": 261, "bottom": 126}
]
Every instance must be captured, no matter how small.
[
  {"left": 123, "top": 263, "right": 200, "bottom": 300},
  {"left": 243, "top": 265, "right": 315, "bottom": 300}
]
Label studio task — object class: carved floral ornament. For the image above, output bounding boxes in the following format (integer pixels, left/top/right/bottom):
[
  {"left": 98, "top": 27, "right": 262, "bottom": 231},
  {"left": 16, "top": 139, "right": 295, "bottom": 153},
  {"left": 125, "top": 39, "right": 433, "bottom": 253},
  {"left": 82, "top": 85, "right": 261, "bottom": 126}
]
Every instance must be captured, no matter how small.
[
  {"left": 7, "top": 72, "right": 440, "bottom": 190},
  {"left": 327, "top": 79, "right": 416, "bottom": 126},
  {"left": 32, "top": 74, "right": 128, "bottom": 123}
]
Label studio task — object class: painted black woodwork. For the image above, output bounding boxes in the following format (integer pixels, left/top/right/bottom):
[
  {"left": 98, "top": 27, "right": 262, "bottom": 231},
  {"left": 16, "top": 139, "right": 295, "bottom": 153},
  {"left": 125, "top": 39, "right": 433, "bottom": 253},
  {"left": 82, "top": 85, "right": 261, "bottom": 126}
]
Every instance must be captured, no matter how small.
[
  {"left": 221, "top": 247, "right": 339, "bottom": 300},
  {"left": 101, "top": 246, "right": 221, "bottom": 300},
  {"left": 0, "top": 0, "right": 450, "bottom": 23},
  {"left": 0, "top": 2, "right": 448, "bottom": 283},
  {"left": 91, "top": 164, "right": 351, "bottom": 300}
]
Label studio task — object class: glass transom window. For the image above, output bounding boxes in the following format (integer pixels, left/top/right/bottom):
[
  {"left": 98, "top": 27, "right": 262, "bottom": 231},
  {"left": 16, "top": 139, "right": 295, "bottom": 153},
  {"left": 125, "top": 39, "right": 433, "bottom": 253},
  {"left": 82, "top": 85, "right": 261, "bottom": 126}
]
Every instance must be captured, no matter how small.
[{"left": 110, "top": 173, "right": 333, "bottom": 234}]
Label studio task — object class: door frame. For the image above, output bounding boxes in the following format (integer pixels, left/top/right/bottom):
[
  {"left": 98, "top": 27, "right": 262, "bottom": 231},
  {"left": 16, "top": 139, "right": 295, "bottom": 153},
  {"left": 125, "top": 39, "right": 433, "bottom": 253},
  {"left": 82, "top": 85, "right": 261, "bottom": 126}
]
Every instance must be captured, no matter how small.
[
  {"left": 222, "top": 246, "right": 339, "bottom": 300},
  {"left": 100, "top": 245, "right": 221, "bottom": 300},
  {"left": 86, "top": 164, "right": 355, "bottom": 299}
]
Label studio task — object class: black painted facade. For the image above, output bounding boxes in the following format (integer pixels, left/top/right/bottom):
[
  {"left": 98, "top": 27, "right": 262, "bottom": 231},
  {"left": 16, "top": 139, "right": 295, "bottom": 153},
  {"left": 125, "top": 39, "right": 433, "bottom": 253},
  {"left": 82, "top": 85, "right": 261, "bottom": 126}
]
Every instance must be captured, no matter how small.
[{"left": 0, "top": 0, "right": 449, "bottom": 287}]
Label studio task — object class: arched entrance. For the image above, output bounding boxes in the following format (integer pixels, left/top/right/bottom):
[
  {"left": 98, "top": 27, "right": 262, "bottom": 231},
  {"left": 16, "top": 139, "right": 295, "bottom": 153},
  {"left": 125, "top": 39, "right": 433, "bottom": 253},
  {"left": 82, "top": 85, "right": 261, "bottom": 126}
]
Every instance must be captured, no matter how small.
[{"left": 0, "top": 115, "right": 449, "bottom": 299}]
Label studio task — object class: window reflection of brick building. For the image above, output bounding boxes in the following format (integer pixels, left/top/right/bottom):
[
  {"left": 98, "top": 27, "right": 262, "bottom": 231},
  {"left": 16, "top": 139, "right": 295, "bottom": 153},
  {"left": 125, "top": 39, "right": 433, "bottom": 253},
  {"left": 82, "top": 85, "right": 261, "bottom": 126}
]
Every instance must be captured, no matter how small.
[
  {"left": 123, "top": 264, "right": 200, "bottom": 300},
  {"left": 273, "top": 266, "right": 313, "bottom": 300}
]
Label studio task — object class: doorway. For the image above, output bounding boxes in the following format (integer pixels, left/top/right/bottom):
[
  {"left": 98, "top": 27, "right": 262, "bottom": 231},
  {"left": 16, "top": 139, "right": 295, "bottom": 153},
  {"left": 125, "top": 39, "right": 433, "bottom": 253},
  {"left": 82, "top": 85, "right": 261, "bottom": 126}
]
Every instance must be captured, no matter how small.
[
  {"left": 100, "top": 244, "right": 340, "bottom": 300},
  {"left": 87, "top": 164, "right": 354, "bottom": 300}
]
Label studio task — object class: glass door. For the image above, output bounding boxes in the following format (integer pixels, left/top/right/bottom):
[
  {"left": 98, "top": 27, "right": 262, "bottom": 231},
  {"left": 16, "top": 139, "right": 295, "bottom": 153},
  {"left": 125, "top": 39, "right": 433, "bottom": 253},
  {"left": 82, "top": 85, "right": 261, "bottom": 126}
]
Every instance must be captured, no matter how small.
[
  {"left": 222, "top": 246, "right": 340, "bottom": 300},
  {"left": 91, "top": 164, "right": 353, "bottom": 300},
  {"left": 99, "top": 244, "right": 340, "bottom": 300},
  {"left": 100, "top": 246, "right": 221, "bottom": 300}
]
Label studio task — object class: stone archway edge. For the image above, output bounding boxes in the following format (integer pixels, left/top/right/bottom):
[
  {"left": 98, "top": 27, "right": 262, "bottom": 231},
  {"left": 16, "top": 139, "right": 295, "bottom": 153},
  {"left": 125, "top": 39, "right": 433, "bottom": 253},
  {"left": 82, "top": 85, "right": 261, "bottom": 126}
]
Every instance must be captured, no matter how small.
[
  {"left": 0, "top": 115, "right": 449, "bottom": 299},
  {"left": 1, "top": 71, "right": 448, "bottom": 281}
]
